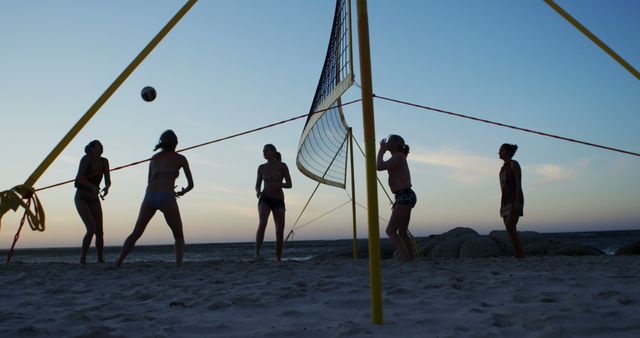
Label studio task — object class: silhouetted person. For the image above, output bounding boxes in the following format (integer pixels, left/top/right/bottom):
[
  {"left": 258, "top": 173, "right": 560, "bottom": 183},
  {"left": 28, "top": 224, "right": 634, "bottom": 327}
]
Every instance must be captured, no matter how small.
[
  {"left": 115, "top": 130, "right": 194, "bottom": 268},
  {"left": 75, "top": 140, "right": 111, "bottom": 264},
  {"left": 255, "top": 144, "right": 292, "bottom": 261},
  {"left": 499, "top": 143, "right": 525, "bottom": 258},
  {"left": 377, "top": 135, "right": 416, "bottom": 262}
]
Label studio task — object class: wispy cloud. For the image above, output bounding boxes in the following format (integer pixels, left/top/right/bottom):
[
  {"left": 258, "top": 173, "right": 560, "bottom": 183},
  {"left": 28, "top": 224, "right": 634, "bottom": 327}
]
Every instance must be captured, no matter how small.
[
  {"left": 530, "top": 164, "right": 572, "bottom": 183},
  {"left": 188, "top": 154, "right": 236, "bottom": 170},
  {"left": 190, "top": 202, "right": 256, "bottom": 220},
  {"left": 410, "top": 146, "right": 590, "bottom": 187},
  {"left": 528, "top": 160, "right": 588, "bottom": 185},
  {"left": 197, "top": 182, "right": 250, "bottom": 198},
  {"left": 409, "top": 147, "right": 496, "bottom": 184}
]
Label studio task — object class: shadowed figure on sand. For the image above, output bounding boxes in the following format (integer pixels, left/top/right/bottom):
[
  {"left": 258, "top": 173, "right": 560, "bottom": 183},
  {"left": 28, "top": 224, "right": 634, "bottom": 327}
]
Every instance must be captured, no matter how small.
[
  {"left": 499, "top": 143, "right": 525, "bottom": 259},
  {"left": 115, "top": 130, "right": 194, "bottom": 268},
  {"left": 255, "top": 144, "right": 292, "bottom": 261},
  {"left": 75, "top": 140, "right": 111, "bottom": 265},
  {"left": 377, "top": 134, "right": 417, "bottom": 262}
]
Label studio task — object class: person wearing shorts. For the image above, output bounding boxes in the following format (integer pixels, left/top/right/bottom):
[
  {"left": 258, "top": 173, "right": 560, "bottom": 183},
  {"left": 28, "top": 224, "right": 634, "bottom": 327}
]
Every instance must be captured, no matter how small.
[{"left": 377, "top": 134, "right": 417, "bottom": 262}]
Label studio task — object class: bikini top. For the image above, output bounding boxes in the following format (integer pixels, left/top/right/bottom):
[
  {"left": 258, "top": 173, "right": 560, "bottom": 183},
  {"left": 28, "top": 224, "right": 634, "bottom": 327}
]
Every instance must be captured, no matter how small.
[
  {"left": 149, "top": 152, "right": 180, "bottom": 181},
  {"left": 76, "top": 157, "right": 104, "bottom": 191},
  {"left": 263, "top": 174, "right": 282, "bottom": 182},
  {"left": 151, "top": 170, "right": 179, "bottom": 181},
  {"left": 261, "top": 162, "right": 283, "bottom": 183}
]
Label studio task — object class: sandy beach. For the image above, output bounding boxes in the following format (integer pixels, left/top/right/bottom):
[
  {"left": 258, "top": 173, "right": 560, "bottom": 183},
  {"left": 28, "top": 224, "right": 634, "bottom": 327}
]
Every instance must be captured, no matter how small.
[{"left": 1, "top": 255, "right": 640, "bottom": 337}]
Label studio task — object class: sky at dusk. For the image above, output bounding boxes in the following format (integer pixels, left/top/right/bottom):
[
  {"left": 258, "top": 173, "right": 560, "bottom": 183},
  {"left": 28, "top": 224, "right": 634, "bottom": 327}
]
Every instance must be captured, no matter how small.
[{"left": 1, "top": 0, "right": 638, "bottom": 248}]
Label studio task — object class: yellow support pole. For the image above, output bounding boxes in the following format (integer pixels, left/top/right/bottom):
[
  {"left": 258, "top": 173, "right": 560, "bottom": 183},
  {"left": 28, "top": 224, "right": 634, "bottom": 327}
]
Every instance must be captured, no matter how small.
[
  {"left": 1, "top": 0, "right": 198, "bottom": 220},
  {"left": 349, "top": 128, "right": 358, "bottom": 259},
  {"left": 544, "top": 0, "right": 639, "bottom": 81},
  {"left": 24, "top": 0, "right": 198, "bottom": 189},
  {"left": 355, "top": 0, "right": 383, "bottom": 325}
]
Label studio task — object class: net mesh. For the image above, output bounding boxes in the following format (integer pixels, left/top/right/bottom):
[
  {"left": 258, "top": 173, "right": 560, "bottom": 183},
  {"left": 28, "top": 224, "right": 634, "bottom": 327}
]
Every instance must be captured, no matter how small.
[{"left": 296, "top": 0, "right": 354, "bottom": 188}]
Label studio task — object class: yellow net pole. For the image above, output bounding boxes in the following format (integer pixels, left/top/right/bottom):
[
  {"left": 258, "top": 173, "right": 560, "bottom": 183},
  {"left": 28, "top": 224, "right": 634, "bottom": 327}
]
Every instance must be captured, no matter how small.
[
  {"left": 349, "top": 128, "right": 358, "bottom": 259},
  {"left": 355, "top": 0, "right": 383, "bottom": 325},
  {"left": 544, "top": 0, "right": 639, "bottom": 81},
  {"left": 1, "top": 0, "right": 198, "bottom": 221},
  {"left": 24, "top": 0, "right": 198, "bottom": 189}
]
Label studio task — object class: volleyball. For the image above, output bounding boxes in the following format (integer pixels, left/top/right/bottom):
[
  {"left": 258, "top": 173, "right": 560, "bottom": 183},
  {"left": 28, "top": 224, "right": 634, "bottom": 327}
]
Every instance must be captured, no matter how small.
[{"left": 141, "top": 86, "right": 156, "bottom": 102}]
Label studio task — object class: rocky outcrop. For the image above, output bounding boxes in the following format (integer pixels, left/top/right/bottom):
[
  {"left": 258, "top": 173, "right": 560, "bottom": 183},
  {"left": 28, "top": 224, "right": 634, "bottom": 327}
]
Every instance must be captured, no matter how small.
[
  {"left": 615, "top": 240, "right": 640, "bottom": 255},
  {"left": 413, "top": 227, "right": 605, "bottom": 259},
  {"left": 334, "top": 239, "right": 396, "bottom": 259},
  {"left": 336, "top": 227, "right": 607, "bottom": 259},
  {"left": 422, "top": 227, "right": 480, "bottom": 258},
  {"left": 489, "top": 230, "right": 605, "bottom": 257},
  {"left": 458, "top": 236, "right": 505, "bottom": 258},
  {"left": 548, "top": 243, "right": 606, "bottom": 256}
]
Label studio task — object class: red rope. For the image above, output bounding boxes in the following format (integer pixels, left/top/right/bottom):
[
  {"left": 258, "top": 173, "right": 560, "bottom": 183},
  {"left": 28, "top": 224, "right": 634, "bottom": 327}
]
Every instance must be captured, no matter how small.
[
  {"left": 35, "top": 99, "right": 362, "bottom": 192},
  {"left": 6, "top": 199, "right": 32, "bottom": 264},
  {"left": 374, "top": 94, "right": 640, "bottom": 158}
]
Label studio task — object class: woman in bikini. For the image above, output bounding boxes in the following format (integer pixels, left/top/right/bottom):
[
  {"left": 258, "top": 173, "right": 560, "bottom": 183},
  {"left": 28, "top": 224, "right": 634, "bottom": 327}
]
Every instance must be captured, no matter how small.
[
  {"left": 115, "top": 130, "right": 194, "bottom": 267},
  {"left": 255, "top": 144, "right": 292, "bottom": 261},
  {"left": 75, "top": 140, "right": 111, "bottom": 264},
  {"left": 377, "top": 135, "right": 416, "bottom": 262},
  {"left": 498, "top": 143, "right": 525, "bottom": 258}
]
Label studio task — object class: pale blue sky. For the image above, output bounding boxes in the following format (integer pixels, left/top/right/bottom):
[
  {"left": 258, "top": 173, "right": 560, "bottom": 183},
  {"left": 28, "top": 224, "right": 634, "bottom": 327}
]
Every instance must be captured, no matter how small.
[{"left": 1, "top": 1, "right": 638, "bottom": 248}]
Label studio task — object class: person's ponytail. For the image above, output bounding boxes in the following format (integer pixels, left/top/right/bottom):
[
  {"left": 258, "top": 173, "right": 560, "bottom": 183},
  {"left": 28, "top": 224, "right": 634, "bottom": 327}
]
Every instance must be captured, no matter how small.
[{"left": 402, "top": 144, "right": 410, "bottom": 156}]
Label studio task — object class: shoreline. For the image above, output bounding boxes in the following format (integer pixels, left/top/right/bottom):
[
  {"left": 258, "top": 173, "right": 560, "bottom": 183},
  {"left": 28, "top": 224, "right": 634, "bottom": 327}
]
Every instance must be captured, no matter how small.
[
  {"left": 6, "top": 228, "right": 639, "bottom": 265},
  {"left": 9, "top": 228, "right": 640, "bottom": 249}
]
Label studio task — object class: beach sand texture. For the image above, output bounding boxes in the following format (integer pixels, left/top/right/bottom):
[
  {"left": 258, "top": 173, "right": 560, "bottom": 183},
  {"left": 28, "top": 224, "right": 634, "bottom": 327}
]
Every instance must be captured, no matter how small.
[{"left": 1, "top": 256, "right": 639, "bottom": 337}]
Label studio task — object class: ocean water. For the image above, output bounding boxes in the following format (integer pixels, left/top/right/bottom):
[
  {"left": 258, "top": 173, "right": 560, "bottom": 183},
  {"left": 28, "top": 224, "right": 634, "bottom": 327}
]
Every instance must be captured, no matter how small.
[
  {"left": 545, "top": 230, "right": 640, "bottom": 255},
  {"left": 2, "top": 239, "right": 354, "bottom": 264},
  {"left": 3, "top": 230, "right": 639, "bottom": 264}
]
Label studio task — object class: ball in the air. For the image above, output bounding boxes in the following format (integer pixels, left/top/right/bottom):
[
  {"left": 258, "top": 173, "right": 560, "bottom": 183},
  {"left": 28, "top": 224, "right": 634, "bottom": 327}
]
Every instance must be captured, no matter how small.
[{"left": 141, "top": 86, "right": 156, "bottom": 102}]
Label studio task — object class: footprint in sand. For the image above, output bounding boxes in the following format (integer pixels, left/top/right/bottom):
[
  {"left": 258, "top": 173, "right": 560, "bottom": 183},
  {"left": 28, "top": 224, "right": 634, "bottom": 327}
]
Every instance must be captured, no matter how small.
[
  {"left": 335, "top": 321, "right": 372, "bottom": 336},
  {"left": 450, "top": 282, "right": 464, "bottom": 290},
  {"left": 280, "top": 309, "right": 304, "bottom": 316},
  {"left": 207, "top": 300, "right": 231, "bottom": 310},
  {"left": 593, "top": 290, "right": 621, "bottom": 300},
  {"left": 512, "top": 294, "right": 535, "bottom": 304},
  {"left": 538, "top": 296, "right": 558, "bottom": 303},
  {"left": 385, "top": 286, "right": 412, "bottom": 296},
  {"left": 169, "top": 301, "right": 189, "bottom": 308},
  {"left": 490, "top": 314, "right": 512, "bottom": 328}
]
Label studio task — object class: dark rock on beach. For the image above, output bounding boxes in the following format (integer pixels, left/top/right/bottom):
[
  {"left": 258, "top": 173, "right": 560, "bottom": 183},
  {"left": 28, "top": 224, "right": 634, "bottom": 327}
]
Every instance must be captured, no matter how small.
[
  {"left": 332, "top": 238, "right": 396, "bottom": 259},
  {"left": 547, "top": 243, "right": 606, "bottom": 256},
  {"left": 422, "top": 227, "right": 479, "bottom": 258},
  {"left": 615, "top": 240, "right": 640, "bottom": 255},
  {"left": 458, "top": 236, "right": 505, "bottom": 258},
  {"left": 491, "top": 229, "right": 604, "bottom": 257},
  {"left": 333, "top": 227, "right": 606, "bottom": 260},
  {"left": 413, "top": 227, "right": 604, "bottom": 259}
]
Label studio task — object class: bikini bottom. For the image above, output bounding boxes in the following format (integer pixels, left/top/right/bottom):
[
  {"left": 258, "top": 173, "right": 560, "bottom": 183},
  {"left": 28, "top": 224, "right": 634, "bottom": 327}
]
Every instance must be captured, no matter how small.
[{"left": 144, "top": 191, "right": 175, "bottom": 210}]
